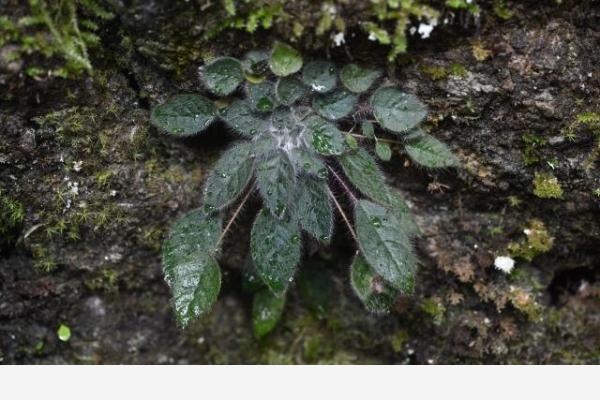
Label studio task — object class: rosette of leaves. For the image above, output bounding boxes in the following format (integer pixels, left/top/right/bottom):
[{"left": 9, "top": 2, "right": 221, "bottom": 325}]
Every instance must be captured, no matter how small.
[{"left": 151, "top": 41, "right": 458, "bottom": 335}]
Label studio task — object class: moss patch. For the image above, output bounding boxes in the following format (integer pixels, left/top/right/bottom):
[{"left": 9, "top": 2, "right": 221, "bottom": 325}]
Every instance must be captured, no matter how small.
[
  {"left": 533, "top": 172, "right": 564, "bottom": 199},
  {"left": 508, "top": 219, "right": 555, "bottom": 262}
]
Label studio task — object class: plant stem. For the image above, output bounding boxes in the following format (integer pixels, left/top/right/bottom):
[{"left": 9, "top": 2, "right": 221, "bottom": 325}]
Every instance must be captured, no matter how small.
[
  {"left": 327, "top": 166, "right": 357, "bottom": 203},
  {"left": 214, "top": 184, "right": 254, "bottom": 250},
  {"left": 327, "top": 187, "right": 358, "bottom": 243},
  {"left": 350, "top": 133, "right": 402, "bottom": 145}
]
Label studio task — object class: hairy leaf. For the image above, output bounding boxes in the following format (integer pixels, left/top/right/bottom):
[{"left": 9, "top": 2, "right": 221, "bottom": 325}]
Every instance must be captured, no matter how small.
[
  {"left": 375, "top": 140, "right": 392, "bottom": 161},
  {"left": 221, "top": 99, "right": 267, "bottom": 137},
  {"left": 276, "top": 76, "right": 306, "bottom": 106},
  {"left": 350, "top": 254, "right": 398, "bottom": 313},
  {"left": 340, "top": 64, "right": 382, "bottom": 93},
  {"left": 269, "top": 42, "right": 302, "bottom": 76},
  {"left": 302, "top": 60, "right": 337, "bottom": 93},
  {"left": 252, "top": 289, "right": 286, "bottom": 338},
  {"left": 246, "top": 81, "right": 276, "bottom": 112},
  {"left": 202, "top": 57, "right": 245, "bottom": 96},
  {"left": 405, "top": 130, "right": 459, "bottom": 168},
  {"left": 380, "top": 188, "right": 420, "bottom": 237},
  {"left": 162, "top": 210, "right": 222, "bottom": 326},
  {"left": 295, "top": 174, "right": 333, "bottom": 243},
  {"left": 354, "top": 200, "right": 416, "bottom": 293},
  {"left": 150, "top": 94, "right": 216, "bottom": 136},
  {"left": 371, "top": 87, "right": 427, "bottom": 134},
  {"left": 312, "top": 90, "right": 358, "bottom": 120},
  {"left": 251, "top": 209, "right": 301, "bottom": 294},
  {"left": 361, "top": 120, "right": 375, "bottom": 138},
  {"left": 305, "top": 115, "right": 345, "bottom": 156},
  {"left": 339, "top": 147, "right": 386, "bottom": 200},
  {"left": 288, "top": 146, "right": 327, "bottom": 178},
  {"left": 203, "top": 142, "right": 254, "bottom": 212},
  {"left": 256, "top": 151, "right": 295, "bottom": 218}
]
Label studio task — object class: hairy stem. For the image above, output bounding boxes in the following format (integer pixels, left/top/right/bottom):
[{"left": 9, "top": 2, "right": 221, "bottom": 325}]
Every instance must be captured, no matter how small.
[
  {"left": 328, "top": 166, "right": 358, "bottom": 203},
  {"left": 214, "top": 184, "right": 255, "bottom": 250},
  {"left": 327, "top": 187, "right": 358, "bottom": 243}
]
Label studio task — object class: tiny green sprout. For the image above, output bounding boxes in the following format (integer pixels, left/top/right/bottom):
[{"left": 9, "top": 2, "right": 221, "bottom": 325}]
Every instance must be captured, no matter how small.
[
  {"left": 57, "top": 324, "right": 72, "bottom": 342},
  {"left": 150, "top": 43, "right": 459, "bottom": 334}
]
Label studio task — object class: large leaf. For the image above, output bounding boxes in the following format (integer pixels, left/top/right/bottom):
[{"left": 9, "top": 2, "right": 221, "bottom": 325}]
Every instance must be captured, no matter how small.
[
  {"left": 304, "top": 115, "right": 345, "bottom": 156},
  {"left": 340, "top": 64, "right": 382, "bottom": 93},
  {"left": 312, "top": 90, "right": 358, "bottom": 121},
  {"left": 302, "top": 60, "right": 337, "bottom": 93},
  {"left": 269, "top": 42, "right": 302, "bottom": 76},
  {"left": 246, "top": 81, "right": 276, "bottom": 113},
  {"left": 221, "top": 99, "right": 267, "bottom": 137},
  {"left": 162, "top": 210, "right": 222, "bottom": 326},
  {"left": 380, "top": 188, "right": 420, "bottom": 237},
  {"left": 339, "top": 147, "right": 386, "bottom": 201},
  {"left": 203, "top": 142, "right": 254, "bottom": 212},
  {"left": 350, "top": 254, "right": 398, "bottom": 313},
  {"left": 252, "top": 289, "right": 286, "bottom": 338},
  {"left": 288, "top": 146, "right": 327, "bottom": 178},
  {"left": 354, "top": 200, "right": 416, "bottom": 292},
  {"left": 256, "top": 151, "right": 295, "bottom": 218},
  {"left": 295, "top": 174, "right": 333, "bottom": 243},
  {"left": 371, "top": 87, "right": 427, "bottom": 134},
  {"left": 405, "top": 129, "right": 458, "bottom": 168},
  {"left": 276, "top": 76, "right": 307, "bottom": 106},
  {"left": 202, "top": 57, "right": 245, "bottom": 96},
  {"left": 150, "top": 94, "right": 216, "bottom": 136},
  {"left": 251, "top": 208, "right": 301, "bottom": 294}
]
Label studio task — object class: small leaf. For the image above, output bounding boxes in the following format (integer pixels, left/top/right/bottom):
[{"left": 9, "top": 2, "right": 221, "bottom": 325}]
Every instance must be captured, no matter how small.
[
  {"left": 354, "top": 200, "right": 416, "bottom": 293},
  {"left": 242, "top": 257, "right": 264, "bottom": 294},
  {"left": 312, "top": 90, "right": 358, "bottom": 120},
  {"left": 345, "top": 134, "right": 359, "bottom": 150},
  {"left": 295, "top": 174, "right": 333, "bottom": 243},
  {"left": 252, "top": 289, "right": 286, "bottom": 338},
  {"left": 298, "top": 261, "right": 333, "bottom": 317},
  {"left": 305, "top": 115, "right": 345, "bottom": 156},
  {"left": 202, "top": 57, "right": 245, "bottom": 96},
  {"left": 276, "top": 76, "right": 306, "bottom": 105},
  {"left": 221, "top": 99, "right": 267, "bottom": 137},
  {"left": 350, "top": 254, "right": 398, "bottom": 313},
  {"left": 256, "top": 151, "right": 296, "bottom": 218},
  {"left": 57, "top": 324, "right": 72, "bottom": 342},
  {"left": 340, "top": 64, "right": 382, "bottom": 93},
  {"left": 242, "top": 49, "right": 270, "bottom": 78},
  {"left": 405, "top": 130, "right": 459, "bottom": 168},
  {"left": 203, "top": 142, "right": 254, "bottom": 212},
  {"left": 339, "top": 148, "right": 386, "bottom": 201},
  {"left": 361, "top": 120, "right": 375, "bottom": 138},
  {"left": 246, "top": 81, "right": 276, "bottom": 112},
  {"left": 269, "top": 42, "right": 303, "bottom": 76},
  {"left": 302, "top": 60, "right": 337, "bottom": 93},
  {"left": 375, "top": 140, "right": 392, "bottom": 161},
  {"left": 150, "top": 94, "right": 216, "bottom": 136},
  {"left": 251, "top": 208, "right": 301, "bottom": 294},
  {"left": 162, "top": 210, "right": 222, "bottom": 326},
  {"left": 371, "top": 87, "right": 427, "bottom": 134}
]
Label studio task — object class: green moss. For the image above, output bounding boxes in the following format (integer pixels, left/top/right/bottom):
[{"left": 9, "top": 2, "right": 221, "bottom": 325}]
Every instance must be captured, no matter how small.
[
  {"left": 0, "top": 192, "right": 24, "bottom": 246},
  {"left": 521, "top": 133, "right": 547, "bottom": 166},
  {"left": 389, "top": 330, "right": 409, "bottom": 353},
  {"left": 533, "top": 172, "right": 564, "bottom": 199},
  {"left": 508, "top": 219, "right": 554, "bottom": 262},
  {"left": 420, "top": 298, "right": 446, "bottom": 325}
]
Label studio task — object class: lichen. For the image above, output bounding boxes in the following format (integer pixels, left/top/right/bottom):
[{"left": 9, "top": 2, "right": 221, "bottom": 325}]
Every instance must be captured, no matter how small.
[{"left": 533, "top": 172, "right": 564, "bottom": 199}]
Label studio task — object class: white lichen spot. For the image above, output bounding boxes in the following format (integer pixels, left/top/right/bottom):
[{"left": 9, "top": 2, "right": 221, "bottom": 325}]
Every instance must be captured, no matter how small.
[
  {"left": 368, "top": 32, "right": 377, "bottom": 41},
  {"left": 332, "top": 31, "right": 345, "bottom": 47},
  {"left": 494, "top": 256, "right": 515, "bottom": 274},
  {"left": 312, "top": 83, "right": 327, "bottom": 91},
  {"left": 73, "top": 160, "right": 83, "bottom": 172},
  {"left": 417, "top": 18, "right": 438, "bottom": 39}
]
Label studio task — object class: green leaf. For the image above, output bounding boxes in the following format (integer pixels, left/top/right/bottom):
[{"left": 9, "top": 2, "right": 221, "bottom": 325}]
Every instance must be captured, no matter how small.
[
  {"left": 242, "top": 49, "right": 270, "bottom": 78},
  {"left": 276, "top": 76, "right": 306, "bottom": 106},
  {"left": 354, "top": 200, "right": 416, "bottom": 293},
  {"left": 298, "top": 261, "right": 333, "bottom": 317},
  {"left": 242, "top": 257, "right": 264, "bottom": 294},
  {"left": 302, "top": 60, "right": 337, "bottom": 93},
  {"left": 380, "top": 188, "right": 420, "bottom": 237},
  {"left": 57, "top": 324, "right": 72, "bottom": 342},
  {"left": 288, "top": 146, "right": 327, "bottom": 178},
  {"left": 371, "top": 87, "right": 427, "bottom": 134},
  {"left": 361, "top": 120, "right": 375, "bottom": 138},
  {"left": 221, "top": 100, "right": 267, "bottom": 137},
  {"left": 339, "top": 148, "right": 386, "bottom": 201},
  {"left": 350, "top": 254, "right": 398, "bottom": 313},
  {"left": 252, "top": 288, "right": 286, "bottom": 338},
  {"left": 340, "top": 64, "right": 382, "bottom": 93},
  {"left": 305, "top": 115, "right": 345, "bottom": 156},
  {"left": 295, "top": 174, "right": 333, "bottom": 243},
  {"left": 162, "top": 210, "right": 222, "bottom": 326},
  {"left": 345, "top": 134, "right": 359, "bottom": 150},
  {"left": 269, "top": 42, "right": 302, "bottom": 76},
  {"left": 203, "top": 142, "right": 254, "bottom": 212},
  {"left": 251, "top": 208, "right": 301, "bottom": 294},
  {"left": 405, "top": 130, "right": 459, "bottom": 168},
  {"left": 312, "top": 90, "right": 358, "bottom": 121},
  {"left": 246, "top": 81, "right": 276, "bottom": 112},
  {"left": 150, "top": 94, "right": 216, "bottom": 136},
  {"left": 375, "top": 140, "right": 392, "bottom": 161},
  {"left": 202, "top": 57, "right": 245, "bottom": 96},
  {"left": 256, "top": 151, "right": 295, "bottom": 218}
]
